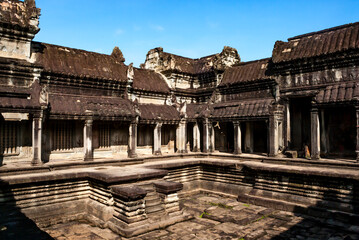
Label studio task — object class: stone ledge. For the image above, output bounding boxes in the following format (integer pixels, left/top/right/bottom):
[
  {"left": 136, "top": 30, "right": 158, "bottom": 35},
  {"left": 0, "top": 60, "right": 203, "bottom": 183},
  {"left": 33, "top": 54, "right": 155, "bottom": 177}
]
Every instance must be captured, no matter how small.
[
  {"left": 154, "top": 181, "right": 183, "bottom": 194},
  {"left": 111, "top": 185, "right": 147, "bottom": 201}
]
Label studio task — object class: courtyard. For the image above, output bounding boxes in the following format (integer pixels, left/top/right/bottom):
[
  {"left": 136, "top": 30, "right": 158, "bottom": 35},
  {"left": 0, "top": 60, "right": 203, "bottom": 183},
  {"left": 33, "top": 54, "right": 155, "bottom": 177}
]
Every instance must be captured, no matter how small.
[{"left": 3, "top": 192, "right": 355, "bottom": 240}]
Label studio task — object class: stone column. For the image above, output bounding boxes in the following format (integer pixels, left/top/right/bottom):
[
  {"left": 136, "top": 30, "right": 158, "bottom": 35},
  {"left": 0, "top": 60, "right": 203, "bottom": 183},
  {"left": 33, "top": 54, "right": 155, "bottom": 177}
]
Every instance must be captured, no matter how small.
[
  {"left": 284, "top": 102, "right": 291, "bottom": 148},
  {"left": 320, "top": 109, "right": 328, "bottom": 155},
  {"left": 193, "top": 122, "right": 201, "bottom": 152},
  {"left": 128, "top": 119, "right": 138, "bottom": 158},
  {"left": 83, "top": 119, "right": 93, "bottom": 161},
  {"left": 311, "top": 108, "right": 320, "bottom": 160},
  {"left": 203, "top": 119, "right": 210, "bottom": 153},
  {"left": 210, "top": 122, "right": 215, "bottom": 152},
  {"left": 356, "top": 107, "right": 359, "bottom": 162},
  {"left": 153, "top": 122, "right": 162, "bottom": 155},
  {"left": 245, "top": 122, "right": 253, "bottom": 153},
  {"left": 269, "top": 115, "right": 279, "bottom": 157},
  {"left": 176, "top": 120, "right": 188, "bottom": 154},
  {"left": 233, "top": 121, "right": 242, "bottom": 154},
  {"left": 32, "top": 112, "right": 43, "bottom": 165}
]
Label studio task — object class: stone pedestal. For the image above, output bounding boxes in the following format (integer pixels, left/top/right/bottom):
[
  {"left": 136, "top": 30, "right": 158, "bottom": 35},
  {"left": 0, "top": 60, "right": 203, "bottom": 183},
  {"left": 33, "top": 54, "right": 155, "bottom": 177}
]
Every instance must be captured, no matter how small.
[
  {"left": 32, "top": 113, "right": 43, "bottom": 165},
  {"left": 153, "top": 122, "right": 162, "bottom": 155},
  {"left": 192, "top": 122, "right": 201, "bottom": 152},
  {"left": 84, "top": 119, "right": 93, "bottom": 161},
  {"left": 311, "top": 108, "right": 320, "bottom": 160},
  {"left": 154, "top": 181, "right": 183, "bottom": 214},
  {"left": 233, "top": 121, "right": 242, "bottom": 154},
  {"left": 110, "top": 185, "right": 148, "bottom": 228},
  {"left": 128, "top": 121, "right": 138, "bottom": 158}
]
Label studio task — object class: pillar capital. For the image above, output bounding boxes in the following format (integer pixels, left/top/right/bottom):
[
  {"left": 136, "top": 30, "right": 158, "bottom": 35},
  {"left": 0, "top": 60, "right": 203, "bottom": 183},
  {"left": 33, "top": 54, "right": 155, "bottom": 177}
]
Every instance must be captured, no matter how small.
[{"left": 85, "top": 119, "right": 93, "bottom": 126}]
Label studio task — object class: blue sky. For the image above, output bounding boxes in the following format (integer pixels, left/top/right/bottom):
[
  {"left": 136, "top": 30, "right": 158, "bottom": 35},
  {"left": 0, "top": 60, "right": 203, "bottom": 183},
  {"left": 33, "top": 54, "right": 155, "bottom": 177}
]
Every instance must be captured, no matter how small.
[{"left": 34, "top": 0, "right": 359, "bottom": 67}]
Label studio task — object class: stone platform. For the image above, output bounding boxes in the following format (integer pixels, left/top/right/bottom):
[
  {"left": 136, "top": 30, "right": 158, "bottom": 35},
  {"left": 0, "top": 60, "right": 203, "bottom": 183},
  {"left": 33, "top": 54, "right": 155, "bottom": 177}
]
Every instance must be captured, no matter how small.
[
  {"left": 33, "top": 193, "right": 359, "bottom": 239},
  {"left": 1, "top": 155, "right": 359, "bottom": 239}
]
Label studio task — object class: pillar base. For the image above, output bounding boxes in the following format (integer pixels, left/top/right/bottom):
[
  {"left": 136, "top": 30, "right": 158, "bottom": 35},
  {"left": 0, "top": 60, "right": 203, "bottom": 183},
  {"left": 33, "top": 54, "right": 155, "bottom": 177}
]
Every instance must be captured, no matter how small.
[
  {"left": 177, "top": 150, "right": 188, "bottom": 154},
  {"left": 311, "top": 154, "right": 320, "bottom": 160},
  {"left": 153, "top": 151, "right": 162, "bottom": 156},
  {"left": 356, "top": 151, "right": 359, "bottom": 162},
  {"left": 128, "top": 150, "right": 138, "bottom": 158},
  {"left": 233, "top": 150, "right": 242, "bottom": 155},
  {"left": 192, "top": 147, "right": 200, "bottom": 153},
  {"left": 84, "top": 157, "right": 94, "bottom": 162},
  {"left": 31, "top": 158, "right": 42, "bottom": 166}
]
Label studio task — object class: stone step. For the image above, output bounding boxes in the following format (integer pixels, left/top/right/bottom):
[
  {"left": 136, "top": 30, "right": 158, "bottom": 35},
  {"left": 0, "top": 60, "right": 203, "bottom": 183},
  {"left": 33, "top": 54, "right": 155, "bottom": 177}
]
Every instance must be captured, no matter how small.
[
  {"left": 146, "top": 205, "right": 165, "bottom": 214},
  {"left": 145, "top": 198, "right": 161, "bottom": 207},
  {"left": 238, "top": 193, "right": 359, "bottom": 232}
]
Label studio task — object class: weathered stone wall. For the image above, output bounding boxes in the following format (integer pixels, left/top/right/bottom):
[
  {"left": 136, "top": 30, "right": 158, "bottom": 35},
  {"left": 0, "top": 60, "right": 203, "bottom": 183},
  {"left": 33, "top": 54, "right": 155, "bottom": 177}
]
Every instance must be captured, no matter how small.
[
  {"left": 163, "top": 160, "right": 359, "bottom": 215},
  {"left": 276, "top": 65, "right": 359, "bottom": 91}
]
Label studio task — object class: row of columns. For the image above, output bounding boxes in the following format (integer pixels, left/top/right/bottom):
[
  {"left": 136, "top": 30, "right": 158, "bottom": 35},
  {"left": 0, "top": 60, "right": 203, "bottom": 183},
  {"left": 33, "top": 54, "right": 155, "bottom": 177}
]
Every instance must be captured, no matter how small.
[
  {"left": 30, "top": 117, "right": 282, "bottom": 165},
  {"left": 30, "top": 108, "right": 359, "bottom": 164}
]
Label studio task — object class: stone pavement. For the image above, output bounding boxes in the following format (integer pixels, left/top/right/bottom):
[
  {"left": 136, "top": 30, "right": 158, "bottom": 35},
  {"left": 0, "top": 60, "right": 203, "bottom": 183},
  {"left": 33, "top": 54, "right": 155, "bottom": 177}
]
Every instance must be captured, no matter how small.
[{"left": 39, "top": 193, "right": 359, "bottom": 240}]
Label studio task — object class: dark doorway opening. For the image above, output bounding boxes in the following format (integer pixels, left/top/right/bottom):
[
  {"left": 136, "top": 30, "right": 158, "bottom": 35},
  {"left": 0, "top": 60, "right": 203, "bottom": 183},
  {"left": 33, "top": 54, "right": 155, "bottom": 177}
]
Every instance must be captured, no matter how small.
[
  {"left": 253, "top": 121, "right": 268, "bottom": 154},
  {"left": 214, "top": 122, "right": 234, "bottom": 153},
  {"left": 187, "top": 122, "right": 194, "bottom": 152},
  {"left": 322, "top": 107, "right": 356, "bottom": 158},
  {"left": 290, "top": 97, "right": 312, "bottom": 153}
]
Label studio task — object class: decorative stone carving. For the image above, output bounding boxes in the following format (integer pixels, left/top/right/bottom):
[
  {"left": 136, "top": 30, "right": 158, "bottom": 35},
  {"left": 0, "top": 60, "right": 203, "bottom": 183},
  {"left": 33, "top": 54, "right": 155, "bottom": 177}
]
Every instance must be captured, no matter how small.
[{"left": 111, "top": 46, "right": 125, "bottom": 63}]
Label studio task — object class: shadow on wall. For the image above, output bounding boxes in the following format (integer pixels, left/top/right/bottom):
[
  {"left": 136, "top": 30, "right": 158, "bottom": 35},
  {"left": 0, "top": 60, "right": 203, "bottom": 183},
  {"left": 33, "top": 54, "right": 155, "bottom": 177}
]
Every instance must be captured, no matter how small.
[
  {"left": 271, "top": 186, "right": 359, "bottom": 239},
  {"left": 0, "top": 180, "right": 53, "bottom": 240}
]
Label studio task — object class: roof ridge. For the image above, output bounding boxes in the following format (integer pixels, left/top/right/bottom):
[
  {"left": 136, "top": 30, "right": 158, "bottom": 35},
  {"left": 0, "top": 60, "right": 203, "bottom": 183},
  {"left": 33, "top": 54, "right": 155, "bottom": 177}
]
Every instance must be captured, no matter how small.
[
  {"left": 33, "top": 41, "right": 118, "bottom": 59},
  {"left": 232, "top": 57, "right": 271, "bottom": 67},
  {"left": 288, "top": 21, "right": 359, "bottom": 41}
]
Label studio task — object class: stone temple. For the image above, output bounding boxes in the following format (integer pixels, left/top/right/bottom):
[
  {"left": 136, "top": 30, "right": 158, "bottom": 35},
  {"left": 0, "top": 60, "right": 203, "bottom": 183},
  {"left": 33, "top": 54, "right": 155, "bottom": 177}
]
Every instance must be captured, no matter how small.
[{"left": 0, "top": 0, "right": 359, "bottom": 239}]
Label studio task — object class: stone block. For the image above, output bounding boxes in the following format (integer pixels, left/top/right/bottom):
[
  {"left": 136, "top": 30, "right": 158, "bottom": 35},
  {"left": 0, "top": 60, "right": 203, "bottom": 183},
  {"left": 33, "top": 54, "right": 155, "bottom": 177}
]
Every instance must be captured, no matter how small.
[
  {"left": 285, "top": 150, "right": 298, "bottom": 158},
  {"left": 154, "top": 181, "right": 183, "bottom": 194},
  {"left": 111, "top": 185, "right": 147, "bottom": 201}
]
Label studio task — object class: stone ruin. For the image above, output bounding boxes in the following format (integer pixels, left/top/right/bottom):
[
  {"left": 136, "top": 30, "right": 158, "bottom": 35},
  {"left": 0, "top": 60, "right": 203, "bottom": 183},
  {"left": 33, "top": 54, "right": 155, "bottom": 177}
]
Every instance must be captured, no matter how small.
[{"left": 0, "top": 0, "right": 359, "bottom": 239}]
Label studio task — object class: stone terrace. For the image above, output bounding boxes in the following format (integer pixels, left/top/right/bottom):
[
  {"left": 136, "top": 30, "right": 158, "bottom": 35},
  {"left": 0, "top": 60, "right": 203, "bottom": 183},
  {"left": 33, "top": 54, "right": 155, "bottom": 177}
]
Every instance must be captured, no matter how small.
[{"left": 34, "top": 193, "right": 359, "bottom": 240}]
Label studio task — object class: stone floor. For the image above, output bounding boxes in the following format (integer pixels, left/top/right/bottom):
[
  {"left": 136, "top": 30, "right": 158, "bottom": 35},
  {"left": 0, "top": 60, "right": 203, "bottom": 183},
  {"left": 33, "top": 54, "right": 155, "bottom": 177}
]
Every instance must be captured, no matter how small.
[{"left": 36, "top": 193, "right": 359, "bottom": 240}]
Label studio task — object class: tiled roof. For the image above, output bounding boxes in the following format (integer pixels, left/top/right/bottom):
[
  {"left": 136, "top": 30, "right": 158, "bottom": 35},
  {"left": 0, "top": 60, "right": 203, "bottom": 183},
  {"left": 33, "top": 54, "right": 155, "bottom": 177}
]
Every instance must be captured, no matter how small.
[
  {"left": 48, "top": 94, "right": 135, "bottom": 117},
  {"left": 210, "top": 99, "right": 273, "bottom": 118},
  {"left": 186, "top": 103, "right": 208, "bottom": 119},
  {"left": 316, "top": 82, "right": 359, "bottom": 103},
  {"left": 272, "top": 22, "right": 359, "bottom": 63},
  {"left": 0, "top": 0, "right": 40, "bottom": 33},
  {"left": 138, "top": 104, "right": 180, "bottom": 121},
  {"left": 133, "top": 68, "right": 170, "bottom": 93},
  {"left": 0, "top": 80, "right": 41, "bottom": 110},
  {"left": 33, "top": 42, "right": 128, "bottom": 82},
  {"left": 219, "top": 58, "right": 271, "bottom": 86}
]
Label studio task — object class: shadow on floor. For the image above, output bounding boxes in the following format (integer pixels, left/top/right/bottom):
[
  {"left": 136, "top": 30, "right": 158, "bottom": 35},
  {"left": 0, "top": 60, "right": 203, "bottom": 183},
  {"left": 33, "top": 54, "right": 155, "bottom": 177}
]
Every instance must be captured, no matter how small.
[{"left": 0, "top": 179, "right": 53, "bottom": 240}]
